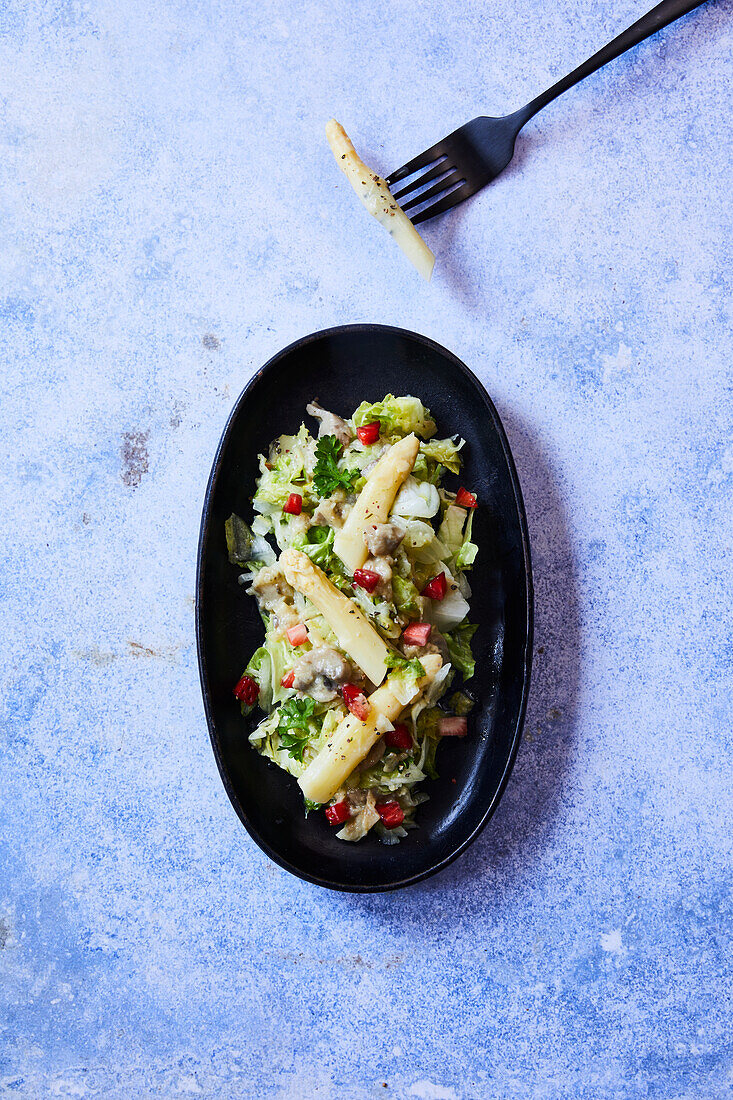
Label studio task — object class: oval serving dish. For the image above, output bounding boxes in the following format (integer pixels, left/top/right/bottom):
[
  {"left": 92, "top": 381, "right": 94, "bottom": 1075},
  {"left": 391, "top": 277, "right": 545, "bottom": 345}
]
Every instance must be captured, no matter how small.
[{"left": 196, "top": 324, "right": 533, "bottom": 891}]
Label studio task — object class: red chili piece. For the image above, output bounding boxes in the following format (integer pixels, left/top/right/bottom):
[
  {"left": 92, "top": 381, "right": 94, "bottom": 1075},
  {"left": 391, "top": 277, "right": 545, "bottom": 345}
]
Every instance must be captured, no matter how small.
[
  {"left": 402, "top": 622, "right": 432, "bottom": 646},
  {"left": 377, "top": 801, "right": 405, "bottom": 828},
  {"left": 356, "top": 422, "right": 380, "bottom": 445},
  {"left": 385, "top": 723, "right": 412, "bottom": 751},
  {"left": 455, "top": 487, "right": 477, "bottom": 508},
  {"left": 283, "top": 493, "right": 302, "bottom": 515},
  {"left": 422, "top": 572, "right": 447, "bottom": 600},
  {"left": 281, "top": 670, "right": 295, "bottom": 688},
  {"left": 439, "top": 716, "right": 468, "bottom": 737},
  {"left": 353, "top": 568, "right": 381, "bottom": 593},
  {"left": 342, "top": 683, "right": 370, "bottom": 720},
  {"left": 233, "top": 674, "right": 259, "bottom": 706},
  {"left": 285, "top": 623, "right": 308, "bottom": 647},
  {"left": 325, "top": 800, "right": 351, "bottom": 826}
]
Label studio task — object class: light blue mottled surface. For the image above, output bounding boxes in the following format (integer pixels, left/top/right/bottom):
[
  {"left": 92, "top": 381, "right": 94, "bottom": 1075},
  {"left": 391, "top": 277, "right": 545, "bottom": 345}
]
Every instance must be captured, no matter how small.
[{"left": 1, "top": 0, "right": 732, "bottom": 1096}]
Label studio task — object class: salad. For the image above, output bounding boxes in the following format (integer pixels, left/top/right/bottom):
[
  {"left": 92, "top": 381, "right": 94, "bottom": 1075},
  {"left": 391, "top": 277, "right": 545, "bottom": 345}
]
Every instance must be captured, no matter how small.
[{"left": 226, "top": 394, "right": 479, "bottom": 843}]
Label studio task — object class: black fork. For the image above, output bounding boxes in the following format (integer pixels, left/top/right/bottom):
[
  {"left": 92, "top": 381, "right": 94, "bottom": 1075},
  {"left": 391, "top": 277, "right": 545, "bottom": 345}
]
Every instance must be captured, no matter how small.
[{"left": 388, "top": 0, "right": 708, "bottom": 224}]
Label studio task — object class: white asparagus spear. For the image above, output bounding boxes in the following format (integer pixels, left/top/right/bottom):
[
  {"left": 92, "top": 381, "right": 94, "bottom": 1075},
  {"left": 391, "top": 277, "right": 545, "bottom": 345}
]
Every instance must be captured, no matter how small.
[
  {"left": 326, "top": 119, "right": 435, "bottom": 281},
  {"left": 298, "top": 653, "right": 443, "bottom": 804},
  {"left": 333, "top": 433, "right": 419, "bottom": 573},
  {"left": 280, "top": 549, "right": 390, "bottom": 686}
]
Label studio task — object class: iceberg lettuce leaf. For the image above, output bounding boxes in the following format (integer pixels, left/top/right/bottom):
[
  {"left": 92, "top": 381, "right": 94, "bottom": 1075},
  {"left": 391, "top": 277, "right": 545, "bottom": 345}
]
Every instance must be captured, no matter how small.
[
  {"left": 352, "top": 394, "right": 437, "bottom": 439},
  {"left": 420, "top": 436, "right": 464, "bottom": 475},
  {"left": 445, "top": 622, "right": 478, "bottom": 680}
]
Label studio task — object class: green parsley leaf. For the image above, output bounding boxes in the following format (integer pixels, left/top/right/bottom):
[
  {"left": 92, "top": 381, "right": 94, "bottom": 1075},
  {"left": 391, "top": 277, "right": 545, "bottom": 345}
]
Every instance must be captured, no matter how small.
[
  {"left": 313, "top": 435, "right": 359, "bottom": 498},
  {"left": 303, "top": 797, "right": 322, "bottom": 815},
  {"left": 277, "top": 697, "right": 318, "bottom": 762}
]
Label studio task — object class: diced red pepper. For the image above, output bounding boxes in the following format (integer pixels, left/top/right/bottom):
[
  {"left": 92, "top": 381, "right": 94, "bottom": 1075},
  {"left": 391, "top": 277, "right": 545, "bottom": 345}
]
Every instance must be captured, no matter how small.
[
  {"left": 439, "top": 716, "right": 468, "bottom": 737},
  {"left": 285, "top": 623, "right": 308, "bottom": 647},
  {"left": 385, "top": 722, "right": 412, "bottom": 751},
  {"left": 422, "top": 572, "right": 447, "bottom": 600},
  {"left": 283, "top": 492, "right": 303, "bottom": 515},
  {"left": 402, "top": 622, "right": 432, "bottom": 646},
  {"left": 377, "top": 801, "right": 405, "bottom": 828},
  {"left": 233, "top": 674, "right": 259, "bottom": 707},
  {"left": 353, "top": 568, "right": 381, "bottom": 593},
  {"left": 281, "top": 669, "right": 295, "bottom": 689},
  {"left": 455, "top": 487, "right": 477, "bottom": 508},
  {"left": 325, "top": 800, "right": 351, "bottom": 826},
  {"left": 342, "top": 683, "right": 370, "bottom": 721},
  {"left": 356, "top": 422, "right": 380, "bottom": 445}
]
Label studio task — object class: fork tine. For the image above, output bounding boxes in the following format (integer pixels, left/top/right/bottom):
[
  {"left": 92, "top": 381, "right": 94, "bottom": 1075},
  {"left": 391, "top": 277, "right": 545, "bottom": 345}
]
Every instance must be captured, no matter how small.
[
  {"left": 391, "top": 159, "right": 453, "bottom": 202},
  {"left": 400, "top": 170, "right": 465, "bottom": 213},
  {"left": 385, "top": 142, "right": 447, "bottom": 186},
  {"left": 410, "top": 182, "right": 475, "bottom": 225}
]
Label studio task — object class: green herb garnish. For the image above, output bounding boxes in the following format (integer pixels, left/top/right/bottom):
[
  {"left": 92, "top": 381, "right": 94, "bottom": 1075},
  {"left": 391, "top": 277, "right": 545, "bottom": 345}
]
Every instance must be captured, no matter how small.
[
  {"left": 313, "top": 435, "right": 359, "bottom": 497},
  {"left": 277, "top": 697, "right": 318, "bottom": 761}
]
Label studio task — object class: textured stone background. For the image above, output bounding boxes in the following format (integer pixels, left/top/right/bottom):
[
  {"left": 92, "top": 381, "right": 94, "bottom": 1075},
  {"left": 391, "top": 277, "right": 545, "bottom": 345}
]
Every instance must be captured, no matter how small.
[{"left": 1, "top": 0, "right": 732, "bottom": 1096}]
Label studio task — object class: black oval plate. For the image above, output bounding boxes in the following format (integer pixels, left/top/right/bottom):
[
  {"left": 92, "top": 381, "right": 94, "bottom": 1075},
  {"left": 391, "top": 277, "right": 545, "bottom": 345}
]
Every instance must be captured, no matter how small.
[{"left": 196, "top": 325, "right": 533, "bottom": 892}]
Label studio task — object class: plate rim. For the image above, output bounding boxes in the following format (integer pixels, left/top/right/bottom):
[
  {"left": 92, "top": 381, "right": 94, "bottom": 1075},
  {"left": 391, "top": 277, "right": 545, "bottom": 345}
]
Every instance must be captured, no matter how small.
[{"left": 195, "top": 323, "right": 534, "bottom": 892}]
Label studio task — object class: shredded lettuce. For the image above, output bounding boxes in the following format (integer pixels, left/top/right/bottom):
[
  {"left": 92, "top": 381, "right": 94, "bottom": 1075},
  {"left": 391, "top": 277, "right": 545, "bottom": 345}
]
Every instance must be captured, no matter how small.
[
  {"left": 437, "top": 504, "right": 478, "bottom": 572},
  {"left": 341, "top": 438, "right": 387, "bottom": 473},
  {"left": 412, "top": 454, "right": 445, "bottom": 486},
  {"left": 422, "top": 569, "right": 470, "bottom": 632},
  {"left": 455, "top": 509, "right": 478, "bottom": 570},
  {"left": 437, "top": 504, "right": 466, "bottom": 560},
  {"left": 416, "top": 708, "right": 442, "bottom": 779},
  {"left": 359, "top": 755, "right": 426, "bottom": 793},
  {"left": 268, "top": 424, "right": 314, "bottom": 482},
  {"left": 392, "top": 574, "right": 421, "bottom": 617},
  {"left": 445, "top": 622, "right": 478, "bottom": 680},
  {"left": 251, "top": 514, "right": 272, "bottom": 537},
  {"left": 409, "top": 663, "right": 453, "bottom": 730},
  {"left": 254, "top": 469, "right": 314, "bottom": 510},
  {"left": 448, "top": 690, "right": 475, "bottom": 716},
  {"left": 291, "top": 524, "right": 341, "bottom": 571},
  {"left": 269, "top": 637, "right": 299, "bottom": 706},
  {"left": 375, "top": 822, "right": 409, "bottom": 844},
  {"left": 385, "top": 651, "right": 426, "bottom": 677},
  {"left": 411, "top": 452, "right": 430, "bottom": 482},
  {"left": 392, "top": 477, "right": 440, "bottom": 519},
  {"left": 421, "top": 737, "right": 440, "bottom": 781},
  {"left": 225, "top": 514, "right": 254, "bottom": 566},
  {"left": 244, "top": 637, "right": 296, "bottom": 710},
  {"left": 385, "top": 652, "right": 425, "bottom": 703},
  {"left": 420, "top": 437, "right": 464, "bottom": 475},
  {"left": 398, "top": 520, "right": 447, "bottom": 572},
  {"left": 352, "top": 395, "right": 436, "bottom": 440},
  {"left": 349, "top": 584, "right": 403, "bottom": 639},
  {"left": 252, "top": 426, "right": 317, "bottom": 509}
]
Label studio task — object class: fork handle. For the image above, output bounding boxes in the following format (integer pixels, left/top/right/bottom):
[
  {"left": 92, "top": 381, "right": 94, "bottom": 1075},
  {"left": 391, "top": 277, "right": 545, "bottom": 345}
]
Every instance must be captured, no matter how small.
[{"left": 517, "top": 0, "right": 708, "bottom": 124}]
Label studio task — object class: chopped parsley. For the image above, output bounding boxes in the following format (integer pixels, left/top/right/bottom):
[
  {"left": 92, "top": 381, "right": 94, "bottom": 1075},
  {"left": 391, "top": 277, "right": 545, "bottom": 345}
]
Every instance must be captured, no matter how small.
[
  {"left": 277, "top": 697, "right": 318, "bottom": 762},
  {"left": 313, "top": 435, "right": 359, "bottom": 497}
]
